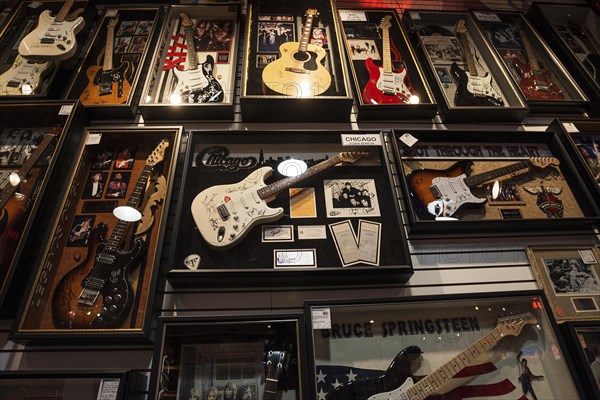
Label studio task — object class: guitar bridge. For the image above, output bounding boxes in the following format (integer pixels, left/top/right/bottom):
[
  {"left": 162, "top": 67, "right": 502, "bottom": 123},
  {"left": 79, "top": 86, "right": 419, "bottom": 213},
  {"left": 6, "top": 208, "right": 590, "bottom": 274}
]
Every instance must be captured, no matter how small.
[{"left": 285, "top": 67, "right": 309, "bottom": 74}]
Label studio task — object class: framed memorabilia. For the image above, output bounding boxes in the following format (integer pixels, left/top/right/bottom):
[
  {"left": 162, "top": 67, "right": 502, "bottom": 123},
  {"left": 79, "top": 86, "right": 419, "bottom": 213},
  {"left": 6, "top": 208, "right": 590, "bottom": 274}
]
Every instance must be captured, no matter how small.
[
  {"left": 64, "top": 6, "right": 163, "bottom": 119},
  {"left": 472, "top": 10, "right": 588, "bottom": 114},
  {"left": 241, "top": 0, "right": 353, "bottom": 122},
  {"left": 0, "top": 101, "right": 85, "bottom": 317},
  {"left": 12, "top": 127, "right": 181, "bottom": 343},
  {"left": 526, "top": 244, "right": 600, "bottom": 322},
  {"left": 0, "top": 370, "right": 146, "bottom": 400},
  {"left": 337, "top": 8, "right": 437, "bottom": 120},
  {"left": 561, "top": 321, "right": 600, "bottom": 399},
  {"left": 0, "top": 1, "right": 95, "bottom": 100},
  {"left": 305, "top": 291, "right": 585, "bottom": 400},
  {"left": 151, "top": 316, "right": 303, "bottom": 400},
  {"left": 391, "top": 129, "right": 600, "bottom": 235},
  {"left": 528, "top": 3, "right": 600, "bottom": 115},
  {"left": 139, "top": 4, "right": 240, "bottom": 121},
  {"left": 402, "top": 10, "right": 529, "bottom": 122},
  {"left": 168, "top": 131, "right": 412, "bottom": 288}
]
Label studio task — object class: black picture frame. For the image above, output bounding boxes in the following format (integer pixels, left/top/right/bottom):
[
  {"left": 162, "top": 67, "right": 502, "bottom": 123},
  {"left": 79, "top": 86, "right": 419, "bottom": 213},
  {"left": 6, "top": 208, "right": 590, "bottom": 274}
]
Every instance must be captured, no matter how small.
[{"left": 560, "top": 321, "right": 600, "bottom": 400}]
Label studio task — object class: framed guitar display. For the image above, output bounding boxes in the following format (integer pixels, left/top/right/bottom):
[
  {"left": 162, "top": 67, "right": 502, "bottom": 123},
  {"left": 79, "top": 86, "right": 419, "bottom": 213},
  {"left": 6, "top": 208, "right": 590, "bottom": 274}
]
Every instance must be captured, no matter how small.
[
  {"left": 391, "top": 129, "right": 600, "bottom": 235},
  {"left": 12, "top": 127, "right": 181, "bottom": 343},
  {"left": 402, "top": 10, "right": 529, "bottom": 122},
  {"left": 305, "top": 291, "right": 587, "bottom": 400},
  {"left": 0, "top": 1, "right": 96, "bottom": 100},
  {"left": 472, "top": 10, "right": 588, "bottom": 115},
  {"left": 167, "top": 131, "right": 412, "bottom": 288},
  {"left": 241, "top": 0, "right": 353, "bottom": 122},
  {"left": 0, "top": 101, "right": 85, "bottom": 317},
  {"left": 528, "top": 3, "right": 600, "bottom": 116},
  {"left": 64, "top": 6, "right": 163, "bottom": 119},
  {"left": 560, "top": 321, "right": 600, "bottom": 400},
  {"left": 139, "top": 4, "right": 240, "bottom": 121},
  {"left": 337, "top": 8, "right": 437, "bottom": 120},
  {"left": 150, "top": 316, "right": 304, "bottom": 400}
]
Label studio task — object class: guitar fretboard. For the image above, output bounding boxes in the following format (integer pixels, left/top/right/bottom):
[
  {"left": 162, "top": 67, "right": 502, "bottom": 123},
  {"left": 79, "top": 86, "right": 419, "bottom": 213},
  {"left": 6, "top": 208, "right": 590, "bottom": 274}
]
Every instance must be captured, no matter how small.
[
  {"left": 55, "top": 0, "right": 74, "bottom": 23},
  {"left": 456, "top": 21, "right": 478, "bottom": 77},
  {"left": 103, "top": 22, "right": 116, "bottom": 71},
  {"left": 519, "top": 27, "right": 540, "bottom": 72},
  {"left": 182, "top": 16, "right": 199, "bottom": 71},
  {"left": 263, "top": 351, "right": 285, "bottom": 400},
  {"left": 382, "top": 19, "right": 392, "bottom": 73},
  {"left": 464, "top": 160, "right": 532, "bottom": 188},
  {"left": 298, "top": 13, "right": 316, "bottom": 53}
]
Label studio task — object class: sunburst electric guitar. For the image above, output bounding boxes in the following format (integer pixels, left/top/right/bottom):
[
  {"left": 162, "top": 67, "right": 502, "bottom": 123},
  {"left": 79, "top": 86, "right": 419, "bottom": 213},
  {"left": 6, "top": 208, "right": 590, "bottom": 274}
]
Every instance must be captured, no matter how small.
[
  {"left": 18, "top": 0, "right": 84, "bottom": 61},
  {"left": 191, "top": 151, "right": 369, "bottom": 249},
  {"left": 52, "top": 140, "right": 168, "bottom": 329},
  {"left": 512, "top": 25, "right": 564, "bottom": 100},
  {"left": 171, "top": 13, "right": 224, "bottom": 103},
  {"left": 80, "top": 17, "right": 132, "bottom": 105},
  {"left": 451, "top": 20, "right": 504, "bottom": 107},
  {"left": 331, "top": 313, "right": 537, "bottom": 400},
  {"left": 0, "top": 55, "right": 54, "bottom": 96},
  {"left": 262, "top": 9, "right": 331, "bottom": 97},
  {"left": 362, "top": 15, "right": 414, "bottom": 105},
  {"left": 407, "top": 157, "right": 559, "bottom": 219}
]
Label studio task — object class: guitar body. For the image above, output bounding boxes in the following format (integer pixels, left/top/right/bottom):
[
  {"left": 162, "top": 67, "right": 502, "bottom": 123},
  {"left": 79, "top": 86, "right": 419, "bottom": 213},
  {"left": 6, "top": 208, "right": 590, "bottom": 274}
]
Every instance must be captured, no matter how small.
[
  {"left": 262, "top": 41, "right": 331, "bottom": 97},
  {"left": 173, "top": 55, "right": 224, "bottom": 103},
  {"left": 362, "top": 57, "right": 411, "bottom": 104},
  {"left": 513, "top": 58, "right": 564, "bottom": 100},
  {"left": 191, "top": 166, "right": 284, "bottom": 249},
  {"left": 330, "top": 346, "right": 421, "bottom": 400},
  {"left": 0, "top": 193, "right": 31, "bottom": 270},
  {"left": 80, "top": 62, "right": 132, "bottom": 105},
  {"left": 52, "top": 223, "right": 143, "bottom": 329},
  {"left": 18, "top": 10, "right": 84, "bottom": 61},
  {"left": 0, "top": 55, "right": 54, "bottom": 96},
  {"left": 451, "top": 62, "right": 504, "bottom": 107}
]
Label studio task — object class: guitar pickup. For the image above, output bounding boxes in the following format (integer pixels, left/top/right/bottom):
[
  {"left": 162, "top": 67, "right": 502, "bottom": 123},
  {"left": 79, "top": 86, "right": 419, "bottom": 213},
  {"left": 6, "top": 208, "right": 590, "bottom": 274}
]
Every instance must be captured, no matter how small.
[
  {"left": 99, "top": 84, "right": 113, "bottom": 96},
  {"left": 41, "top": 37, "right": 55, "bottom": 43},
  {"left": 430, "top": 185, "right": 442, "bottom": 199},
  {"left": 7, "top": 81, "right": 20, "bottom": 88},
  {"left": 217, "top": 204, "right": 230, "bottom": 221}
]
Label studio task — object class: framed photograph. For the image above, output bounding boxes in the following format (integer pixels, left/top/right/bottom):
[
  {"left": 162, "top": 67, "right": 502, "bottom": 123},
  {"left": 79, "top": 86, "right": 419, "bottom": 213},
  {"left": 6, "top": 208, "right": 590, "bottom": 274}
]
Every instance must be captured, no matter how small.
[
  {"left": 256, "top": 20, "right": 295, "bottom": 53},
  {"left": 526, "top": 245, "right": 600, "bottom": 322}
]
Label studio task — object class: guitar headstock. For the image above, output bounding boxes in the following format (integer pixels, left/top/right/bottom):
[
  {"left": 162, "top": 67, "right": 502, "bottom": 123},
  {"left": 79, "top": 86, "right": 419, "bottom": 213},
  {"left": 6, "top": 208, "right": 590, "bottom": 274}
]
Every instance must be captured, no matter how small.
[
  {"left": 266, "top": 350, "right": 286, "bottom": 369},
  {"left": 339, "top": 151, "right": 371, "bottom": 164},
  {"left": 47, "top": 125, "right": 63, "bottom": 137},
  {"left": 380, "top": 15, "right": 392, "bottom": 30},
  {"left": 305, "top": 8, "right": 319, "bottom": 18},
  {"left": 146, "top": 140, "right": 169, "bottom": 167},
  {"left": 455, "top": 19, "right": 467, "bottom": 35},
  {"left": 497, "top": 312, "right": 537, "bottom": 337},
  {"left": 529, "top": 157, "right": 560, "bottom": 169},
  {"left": 180, "top": 13, "right": 193, "bottom": 28},
  {"left": 107, "top": 17, "right": 119, "bottom": 30}
]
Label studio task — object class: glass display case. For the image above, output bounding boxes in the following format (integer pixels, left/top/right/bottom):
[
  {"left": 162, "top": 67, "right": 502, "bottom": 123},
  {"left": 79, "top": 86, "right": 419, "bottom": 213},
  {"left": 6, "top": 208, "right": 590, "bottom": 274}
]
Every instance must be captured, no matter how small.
[
  {"left": 139, "top": 4, "right": 240, "bottom": 121},
  {"left": 305, "top": 292, "right": 585, "bottom": 400},
  {"left": 402, "top": 10, "right": 529, "bottom": 122},
  {"left": 561, "top": 321, "right": 600, "bottom": 400},
  {"left": 151, "top": 316, "right": 304, "bottom": 400},
  {"left": 391, "top": 129, "right": 600, "bottom": 235},
  {"left": 12, "top": 126, "right": 181, "bottom": 343},
  {"left": 472, "top": 10, "right": 588, "bottom": 115},
  {"left": 168, "top": 130, "right": 412, "bottom": 288},
  {"left": 241, "top": 0, "right": 353, "bottom": 122}
]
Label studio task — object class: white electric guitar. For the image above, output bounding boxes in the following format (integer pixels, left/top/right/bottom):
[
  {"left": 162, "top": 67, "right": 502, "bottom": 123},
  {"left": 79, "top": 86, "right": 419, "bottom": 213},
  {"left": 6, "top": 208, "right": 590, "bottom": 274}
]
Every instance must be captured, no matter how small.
[
  {"left": 18, "top": 0, "right": 85, "bottom": 61},
  {"left": 0, "top": 55, "right": 54, "bottom": 95},
  {"left": 191, "top": 151, "right": 369, "bottom": 249}
]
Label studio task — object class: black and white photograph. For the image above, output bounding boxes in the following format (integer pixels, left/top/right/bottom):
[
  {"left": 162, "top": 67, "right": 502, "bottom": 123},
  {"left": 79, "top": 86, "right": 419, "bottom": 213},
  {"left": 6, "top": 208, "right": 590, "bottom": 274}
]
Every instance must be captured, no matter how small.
[
  {"left": 128, "top": 36, "right": 147, "bottom": 53},
  {"left": 134, "top": 20, "right": 153, "bottom": 36},
  {"left": 257, "top": 21, "right": 294, "bottom": 53},
  {"left": 114, "top": 36, "right": 132, "bottom": 54},
  {"left": 324, "top": 179, "right": 381, "bottom": 218},
  {"left": 116, "top": 20, "right": 137, "bottom": 36},
  {"left": 543, "top": 257, "right": 600, "bottom": 295},
  {"left": 256, "top": 54, "right": 277, "bottom": 68},
  {"left": 66, "top": 215, "right": 96, "bottom": 247},
  {"left": 347, "top": 39, "right": 380, "bottom": 60},
  {"left": 485, "top": 23, "right": 522, "bottom": 49},
  {"left": 436, "top": 67, "right": 453, "bottom": 83},
  {"left": 0, "top": 128, "right": 45, "bottom": 167},
  {"left": 344, "top": 23, "right": 381, "bottom": 39},
  {"left": 81, "top": 172, "right": 107, "bottom": 199}
]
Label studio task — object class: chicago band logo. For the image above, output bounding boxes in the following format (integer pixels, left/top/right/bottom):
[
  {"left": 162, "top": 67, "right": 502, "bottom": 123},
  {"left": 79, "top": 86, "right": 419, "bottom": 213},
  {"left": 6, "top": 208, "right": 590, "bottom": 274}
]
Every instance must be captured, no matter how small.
[{"left": 196, "top": 146, "right": 258, "bottom": 172}]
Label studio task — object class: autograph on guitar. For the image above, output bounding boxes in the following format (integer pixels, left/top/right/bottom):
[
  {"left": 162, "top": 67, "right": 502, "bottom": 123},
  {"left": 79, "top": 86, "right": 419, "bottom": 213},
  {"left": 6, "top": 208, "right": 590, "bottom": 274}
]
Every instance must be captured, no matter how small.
[
  {"left": 362, "top": 16, "right": 415, "bottom": 105},
  {"left": 407, "top": 157, "right": 559, "bottom": 219},
  {"left": 19, "top": 0, "right": 84, "bottom": 61},
  {"left": 171, "top": 13, "right": 224, "bottom": 103},
  {"left": 0, "top": 55, "right": 54, "bottom": 96},
  {"left": 451, "top": 20, "right": 504, "bottom": 107},
  {"left": 262, "top": 9, "right": 331, "bottom": 97},
  {"left": 331, "top": 313, "right": 537, "bottom": 400},
  {"left": 191, "top": 151, "right": 369, "bottom": 249},
  {"left": 52, "top": 140, "right": 168, "bottom": 329},
  {"left": 80, "top": 17, "right": 132, "bottom": 105}
]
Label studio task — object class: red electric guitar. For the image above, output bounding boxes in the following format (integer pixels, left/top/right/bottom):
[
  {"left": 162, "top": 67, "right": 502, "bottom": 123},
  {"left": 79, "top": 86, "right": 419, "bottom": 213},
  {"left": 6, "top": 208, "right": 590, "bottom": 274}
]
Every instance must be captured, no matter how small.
[
  {"left": 362, "top": 15, "right": 414, "bottom": 105},
  {"left": 512, "top": 25, "right": 564, "bottom": 100}
]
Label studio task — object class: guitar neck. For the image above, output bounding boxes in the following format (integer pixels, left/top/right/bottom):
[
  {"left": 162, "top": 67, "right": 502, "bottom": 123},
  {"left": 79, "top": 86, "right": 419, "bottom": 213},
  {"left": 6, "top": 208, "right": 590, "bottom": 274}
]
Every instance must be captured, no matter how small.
[
  {"left": 382, "top": 24, "right": 392, "bottom": 73},
  {"left": 406, "top": 326, "right": 504, "bottom": 400},
  {"left": 183, "top": 25, "right": 199, "bottom": 70},
  {"left": 0, "top": 133, "right": 56, "bottom": 210},
  {"left": 457, "top": 25, "right": 478, "bottom": 76},
  {"left": 519, "top": 27, "right": 540, "bottom": 71},
  {"left": 463, "top": 160, "right": 531, "bottom": 188},
  {"left": 55, "top": 0, "right": 74, "bottom": 23},
  {"left": 103, "top": 22, "right": 116, "bottom": 71},
  {"left": 257, "top": 154, "right": 343, "bottom": 200},
  {"left": 263, "top": 352, "right": 285, "bottom": 400},
  {"left": 298, "top": 14, "right": 316, "bottom": 53}
]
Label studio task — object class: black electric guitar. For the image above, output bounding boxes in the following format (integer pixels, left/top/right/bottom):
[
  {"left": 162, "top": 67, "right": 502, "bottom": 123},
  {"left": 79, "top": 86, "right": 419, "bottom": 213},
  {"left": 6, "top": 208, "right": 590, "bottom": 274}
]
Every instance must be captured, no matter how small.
[
  {"left": 171, "top": 13, "right": 224, "bottom": 103},
  {"left": 264, "top": 351, "right": 286, "bottom": 400},
  {"left": 451, "top": 20, "right": 504, "bottom": 107},
  {"left": 52, "top": 140, "right": 168, "bottom": 329},
  {"left": 567, "top": 20, "right": 600, "bottom": 83},
  {"left": 331, "top": 313, "right": 537, "bottom": 400},
  {"left": 407, "top": 157, "right": 559, "bottom": 219}
]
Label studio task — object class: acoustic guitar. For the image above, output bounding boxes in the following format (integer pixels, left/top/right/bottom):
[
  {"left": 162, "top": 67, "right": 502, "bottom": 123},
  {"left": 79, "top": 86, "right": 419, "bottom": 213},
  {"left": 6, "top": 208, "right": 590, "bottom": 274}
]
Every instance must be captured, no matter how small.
[
  {"left": 262, "top": 9, "right": 331, "bottom": 97},
  {"left": 80, "top": 17, "right": 132, "bottom": 105}
]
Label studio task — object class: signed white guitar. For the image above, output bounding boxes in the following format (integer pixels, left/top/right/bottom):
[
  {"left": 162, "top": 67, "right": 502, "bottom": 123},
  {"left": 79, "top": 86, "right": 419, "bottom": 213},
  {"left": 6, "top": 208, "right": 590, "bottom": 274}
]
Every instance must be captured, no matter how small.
[
  {"left": 191, "top": 151, "right": 369, "bottom": 249},
  {"left": 18, "top": 0, "right": 85, "bottom": 61},
  {"left": 0, "top": 55, "right": 54, "bottom": 95}
]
